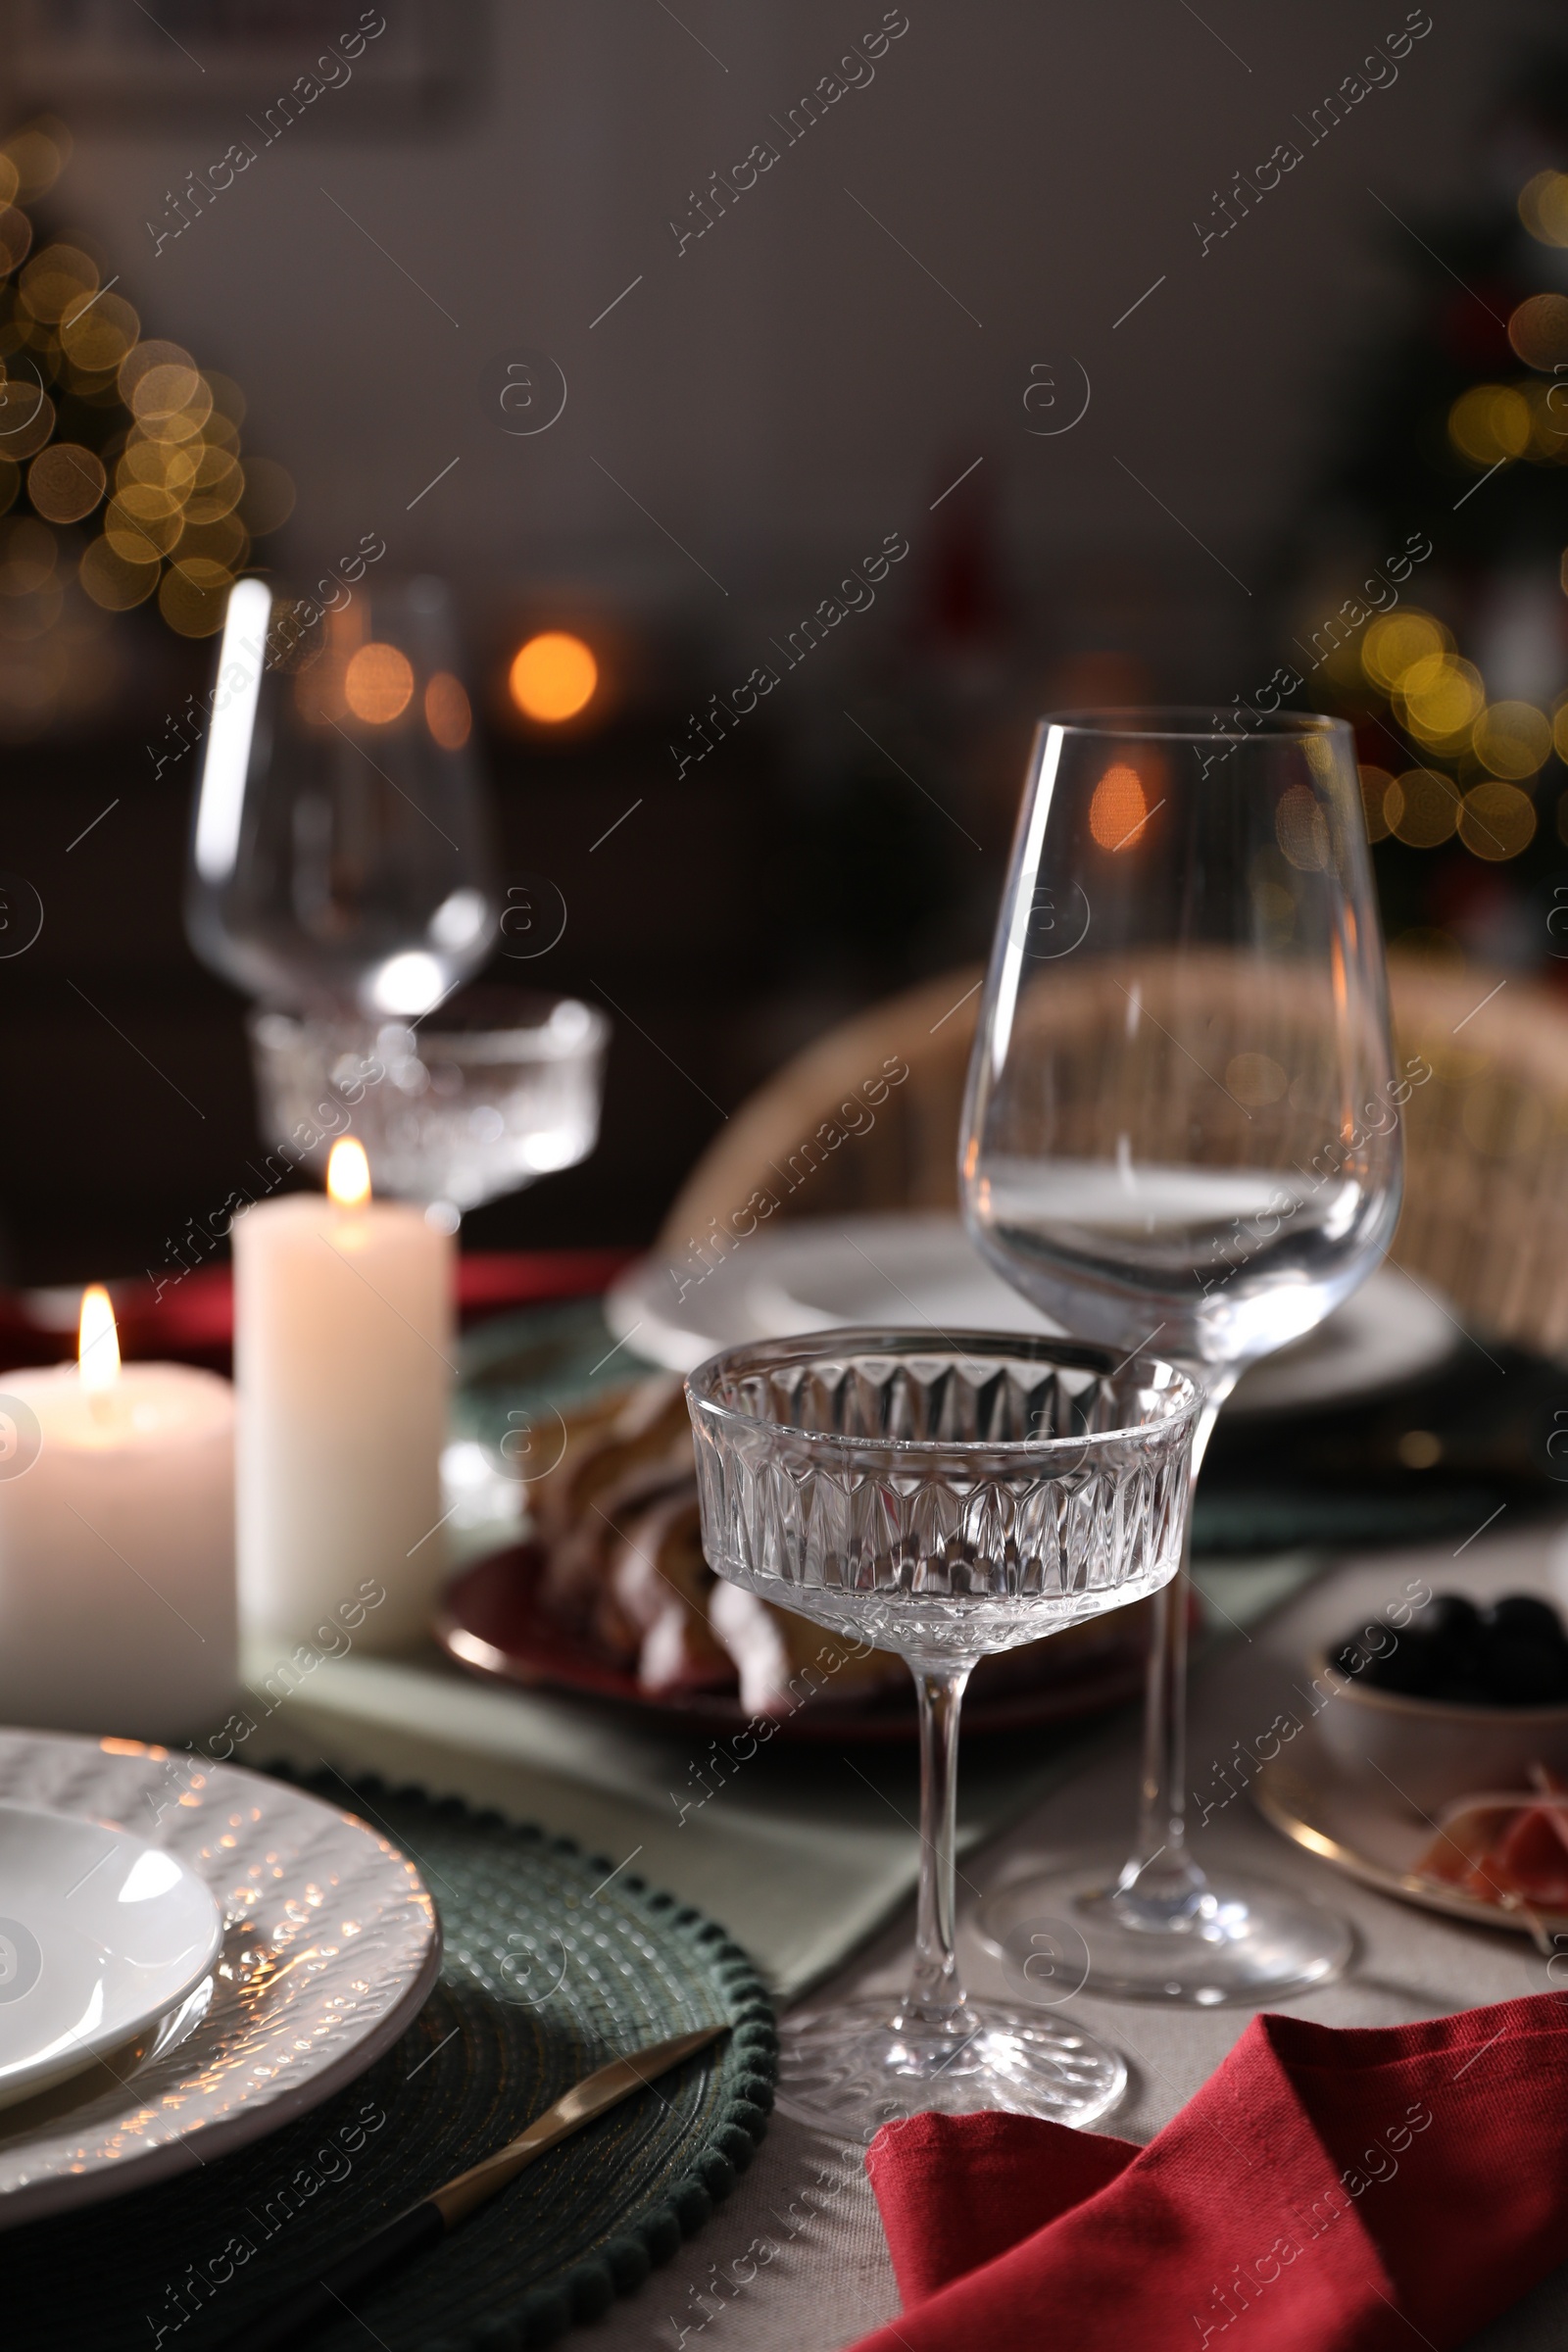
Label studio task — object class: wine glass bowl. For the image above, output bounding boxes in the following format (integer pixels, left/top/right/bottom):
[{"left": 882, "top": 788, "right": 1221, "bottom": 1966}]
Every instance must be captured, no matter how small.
[
  {"left": 687, "top": 1330, "right": 1200, "bottom": 2139},
  {"left": 962, "top": 712, "right": 1401, "bottom": 1369},
  {"left": 960, "top": 709, "right": 1402, "bottom": 2001},
  {"left": 185, "top": 574, "right": 498, "bottom": 1018}
]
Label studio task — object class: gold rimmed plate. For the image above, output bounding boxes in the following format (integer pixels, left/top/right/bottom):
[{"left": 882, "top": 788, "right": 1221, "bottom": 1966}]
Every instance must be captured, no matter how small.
[{"left": 1253, "top": 1730, "right": 1568, "bottom": 1940}]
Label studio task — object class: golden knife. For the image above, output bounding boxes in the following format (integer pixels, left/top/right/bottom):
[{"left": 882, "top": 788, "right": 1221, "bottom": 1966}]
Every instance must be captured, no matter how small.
[{"left": 223, "top": 2022, "right": 731, "bottom": 2349}]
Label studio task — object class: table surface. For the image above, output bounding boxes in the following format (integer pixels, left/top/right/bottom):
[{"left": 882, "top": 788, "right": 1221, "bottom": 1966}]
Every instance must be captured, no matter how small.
[
  {"left": 259, "top": 1516, "right": 1568, "bottom": 2350},
  {"left": 579, "top": 1517, "right": 1568, "bottom": 2352}
]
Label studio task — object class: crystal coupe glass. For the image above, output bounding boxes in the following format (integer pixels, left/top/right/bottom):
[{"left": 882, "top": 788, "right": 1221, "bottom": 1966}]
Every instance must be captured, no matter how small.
[
  {"left": 961, "top": 709, "right": 1403, "bottom": 2002},
  {"left": 247, "top": 985, "right": 609, "bottom": 1220},
  {"left": 686, "top": 1329, "right": 1199, "bottom": 2141}
]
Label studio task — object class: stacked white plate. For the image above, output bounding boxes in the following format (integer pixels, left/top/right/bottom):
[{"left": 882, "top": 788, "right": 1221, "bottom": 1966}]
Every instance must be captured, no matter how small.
[
  {"left": 0, "top": 1731, "right": 438, "bottom": 2224},
  {"left": 607, "top": 1210, "right": 1457, "bottom": 1415}
]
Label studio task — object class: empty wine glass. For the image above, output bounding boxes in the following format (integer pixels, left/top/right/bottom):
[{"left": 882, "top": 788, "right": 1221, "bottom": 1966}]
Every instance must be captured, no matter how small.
[
  {"left": 961, "top": 709, "right": 1402, "bottom": 2002},
  {"left": 184, "top": 573, "right": 498, "bottom": 1017},
  {"left": 687, "top": 1329, "right": 1199, "bottom": 2140}
]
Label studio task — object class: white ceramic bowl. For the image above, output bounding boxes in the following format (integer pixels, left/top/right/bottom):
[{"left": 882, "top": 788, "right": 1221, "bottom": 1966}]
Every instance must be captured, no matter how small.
[
  {"left": 0, "top": 1802, "right": 222, "bottom": 2110},
  {"left": 1307, "top": 1648, "right": 1568, "bottom": 1812}
]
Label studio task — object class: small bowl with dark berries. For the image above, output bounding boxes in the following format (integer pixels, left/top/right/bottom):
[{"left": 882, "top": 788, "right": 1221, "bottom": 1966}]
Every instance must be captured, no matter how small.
[{"left": 1309, "top": 1592, "right": 1568, "bottom": 1809}]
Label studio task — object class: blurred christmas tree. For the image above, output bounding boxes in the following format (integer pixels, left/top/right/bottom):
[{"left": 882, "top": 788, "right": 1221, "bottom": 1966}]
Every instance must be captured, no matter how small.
[
  {"left": 0, "top": 115, "right": 291, "bottom": 739},
  {"left": 1289, "top": 44, "right": 1568, "bottom": 967}
]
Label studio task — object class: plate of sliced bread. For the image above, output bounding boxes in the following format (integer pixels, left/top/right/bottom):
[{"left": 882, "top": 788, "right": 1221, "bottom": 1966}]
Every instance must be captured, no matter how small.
[{"left": 437, "top": 1373, "right": 1155, "bottom": 1740}]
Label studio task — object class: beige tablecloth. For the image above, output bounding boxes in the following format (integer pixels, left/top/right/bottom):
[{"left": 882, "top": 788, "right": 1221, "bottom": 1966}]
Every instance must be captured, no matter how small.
[{"left": 271, "top": 1518, "right": 1568, "bottom": 2348}]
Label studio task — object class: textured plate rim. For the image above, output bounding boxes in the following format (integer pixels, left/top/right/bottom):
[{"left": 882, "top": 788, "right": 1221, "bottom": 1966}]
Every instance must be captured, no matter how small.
[{"left": 0, "top": 1731, "right": 442, "bottom": 2227}]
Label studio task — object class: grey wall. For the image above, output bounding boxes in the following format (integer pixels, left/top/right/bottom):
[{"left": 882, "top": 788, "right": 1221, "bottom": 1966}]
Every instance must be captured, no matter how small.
[{"left": 47, "top": 0, "right": 1555, "bottom": 673}]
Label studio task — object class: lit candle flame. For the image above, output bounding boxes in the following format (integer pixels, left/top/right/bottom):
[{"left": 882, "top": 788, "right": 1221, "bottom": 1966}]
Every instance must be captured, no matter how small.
[
  {"left": 326, "top": 1137, "right": 371, "bottom": 1207},
  {"left": 78, "top": 1285, "right": 121, "bottom": 1395}
]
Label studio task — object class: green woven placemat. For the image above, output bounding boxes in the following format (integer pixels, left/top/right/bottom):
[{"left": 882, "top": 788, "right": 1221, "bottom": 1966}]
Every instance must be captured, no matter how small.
[{"left": 3, "top": 1771, "right": 778, "bottom": 2352}]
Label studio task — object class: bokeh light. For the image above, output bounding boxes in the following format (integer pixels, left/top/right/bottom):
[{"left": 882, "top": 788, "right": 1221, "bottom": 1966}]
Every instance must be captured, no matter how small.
[
  {"left": 27, "top": 442, "right": 104, "bottom": 524},
  {"left": 1275, "top": 783, "right": 1330, "bottom": 870},
  {"left": 18, "top": 243, "right": 95, "bottom": 325},
  {"left": 0, "top": 380, "right": 54, "bottom": 461},
  {"left": 1508, "top": 292, "right": 1568, "bottom": 372},
  {"left": 78, "top": 536, "right": 159, "bottom": 611},
  {"left": 59, "top": 290, "right": 138, "bottom": 381},
  {"left": 1471, "top": 700, "right": 1551, "bottom": 778},
  {"left": 0, "top": 207, "right": 31, "bottom": 278},
  {"left": 1396, "top": 652, "right": 1485, "bottom": 748},
  {"left": 1447, "top": 384, "right": 1531, "bottom": 466},
  {"left": 1520, "top": 170, "right": 1568, "bottom": 246},
  {"left": 1088, "top": 760, "right": 1147, "bottom": 850},
  {"left": 345, "top": 642, "right": 416, "bottom": 724},
  {"left": 5, "top": 121, "right": 70, "bottom": 203},
  {"left": 1387, "top": 768, "right": 1460, "bottom": 848},
  {"left": 159, "top": 561, "right": 231, "bottom": 638},
  {"left": 509, "top": 630, "right": 597, "bottom": 722},
  {"left": 425, "top": 670, "right": 472, "bottom": 750},
  {"left": 1361, "top": 611, "right": 1447, "bottom": 693},
  {"left": 1458, "top": 780, "right": 1536, "bottom": 861}
]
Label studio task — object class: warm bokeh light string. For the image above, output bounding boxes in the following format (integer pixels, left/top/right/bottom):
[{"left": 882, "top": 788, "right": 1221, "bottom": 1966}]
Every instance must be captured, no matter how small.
[
  {"left": 0, "top": 111, "right": 295, "bottom": 743},
  {"left": 1291, "top": 90, "right": 1568, "bottom": 933}
]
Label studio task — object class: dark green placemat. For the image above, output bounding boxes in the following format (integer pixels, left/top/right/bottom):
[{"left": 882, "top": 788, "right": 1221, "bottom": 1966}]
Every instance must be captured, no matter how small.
[
  {"left": 3, "top": 1773, "right": 777, "bottom": 2352},
  {"left": 456, "top": 1298, "right": 660, "bottom": 1441}
]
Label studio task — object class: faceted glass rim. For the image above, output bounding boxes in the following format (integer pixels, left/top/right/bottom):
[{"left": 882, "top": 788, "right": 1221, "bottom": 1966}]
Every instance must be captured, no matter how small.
[
  {"left": 685, "top": 1327, "right": 1201, "bottom": 1460},
  {"left": 1039, "top": 705, "right": 1350, "bottom": 747}
]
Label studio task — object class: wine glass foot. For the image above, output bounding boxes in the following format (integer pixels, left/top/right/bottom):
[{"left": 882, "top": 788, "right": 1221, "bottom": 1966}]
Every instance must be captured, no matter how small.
[
  {"left": 977, "top": 1852, "right": 1352, "bottom": 2006},
  {"left": 773, "top": 1995, "right": 1127, "bottom": 2143}
]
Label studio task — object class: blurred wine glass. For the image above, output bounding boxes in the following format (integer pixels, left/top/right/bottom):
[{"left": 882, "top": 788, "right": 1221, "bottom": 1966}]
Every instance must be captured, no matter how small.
[
  {"left": 961, "top": 709, "right": 1402, "bottom": 2003},
  {"left": 184, "top": 574, "right": 498, "bottom": 1017}
]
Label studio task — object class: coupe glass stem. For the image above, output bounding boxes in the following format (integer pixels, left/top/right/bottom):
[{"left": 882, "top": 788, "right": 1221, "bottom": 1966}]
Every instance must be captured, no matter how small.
[
  {"left": 899, "top": 1660, "right": 973, "bottom": 2031},
  {"left": 1112, "top": 1377, "right": 1233, "bottom": 1927}
]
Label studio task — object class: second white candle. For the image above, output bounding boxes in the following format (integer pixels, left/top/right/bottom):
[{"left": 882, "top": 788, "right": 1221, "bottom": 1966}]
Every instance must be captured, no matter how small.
[{"left": 234, "top": 1140, "right": 455, "bottom": 1650}]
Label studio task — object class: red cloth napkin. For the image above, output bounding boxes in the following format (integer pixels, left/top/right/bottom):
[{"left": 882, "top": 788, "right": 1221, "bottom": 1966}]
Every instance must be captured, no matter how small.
[{"left": 854, "top": 1993, "right": 1568, "bottom": 2351}]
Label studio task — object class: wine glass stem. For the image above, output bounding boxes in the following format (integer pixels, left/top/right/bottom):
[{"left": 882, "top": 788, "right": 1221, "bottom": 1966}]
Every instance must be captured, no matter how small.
[
  {"left": 1123, "top": 1386, "right": 1229, "bottom": 1911},
  {"left": 900, "top": 1660, "right": 973, "bottom": 2031}
]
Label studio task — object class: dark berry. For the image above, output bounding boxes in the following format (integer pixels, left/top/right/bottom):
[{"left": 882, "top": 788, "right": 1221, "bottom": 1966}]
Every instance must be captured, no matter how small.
[
  {"left": 1483, "top": 1593, "right": 1566, "bottom": 1645},
  {"left": 1425, "top": 1668, "right": 1494, "bottom": 1704},
  {"left": 1426, "top": 1593, "right": 1484, "bottom": 1654},
  {"left": 1365, "top": 1635, "right": 1439, "bottom": 1696}
]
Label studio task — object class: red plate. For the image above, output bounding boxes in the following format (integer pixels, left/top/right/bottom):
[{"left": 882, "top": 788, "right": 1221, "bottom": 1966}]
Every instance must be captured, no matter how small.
[{"left": 436, "top": 1544, "right": 1154, "bottom": 1743}]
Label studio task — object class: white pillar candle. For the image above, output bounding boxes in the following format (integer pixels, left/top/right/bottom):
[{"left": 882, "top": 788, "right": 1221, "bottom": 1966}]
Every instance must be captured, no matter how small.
[
  {"left": 234, "top": 1138, "right": 455, "bottom": 1651},
  {"left": 0, "top": 1288, "right": 237, "bottom": 1740}
]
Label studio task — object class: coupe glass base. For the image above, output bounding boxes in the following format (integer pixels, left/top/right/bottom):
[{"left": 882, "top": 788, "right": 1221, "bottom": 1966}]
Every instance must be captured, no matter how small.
[
  {"left": 774, "top": 1995, "right": 1127, "bottom": 2142},
  {"left": 979, "top": 1852, "right": 1352, "bottom": 2006}
]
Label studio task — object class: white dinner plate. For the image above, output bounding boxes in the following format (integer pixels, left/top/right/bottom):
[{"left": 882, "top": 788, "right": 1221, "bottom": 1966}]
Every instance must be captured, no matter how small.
[
  {"left": 607, "top": 1211, "right": 1458, "bottom": 1417},
  {"left": 0, "top": 1803, "right": 222, "bottom": 2111},
  {"left": 0, "top": 1730, "right": 439, "bottom": 2225}
]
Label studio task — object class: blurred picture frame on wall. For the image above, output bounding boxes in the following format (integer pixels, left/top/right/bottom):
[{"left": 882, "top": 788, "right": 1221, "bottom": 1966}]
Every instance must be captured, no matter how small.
[{"left": 0, "top": 0, "right": 482, "bottom": 122}]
